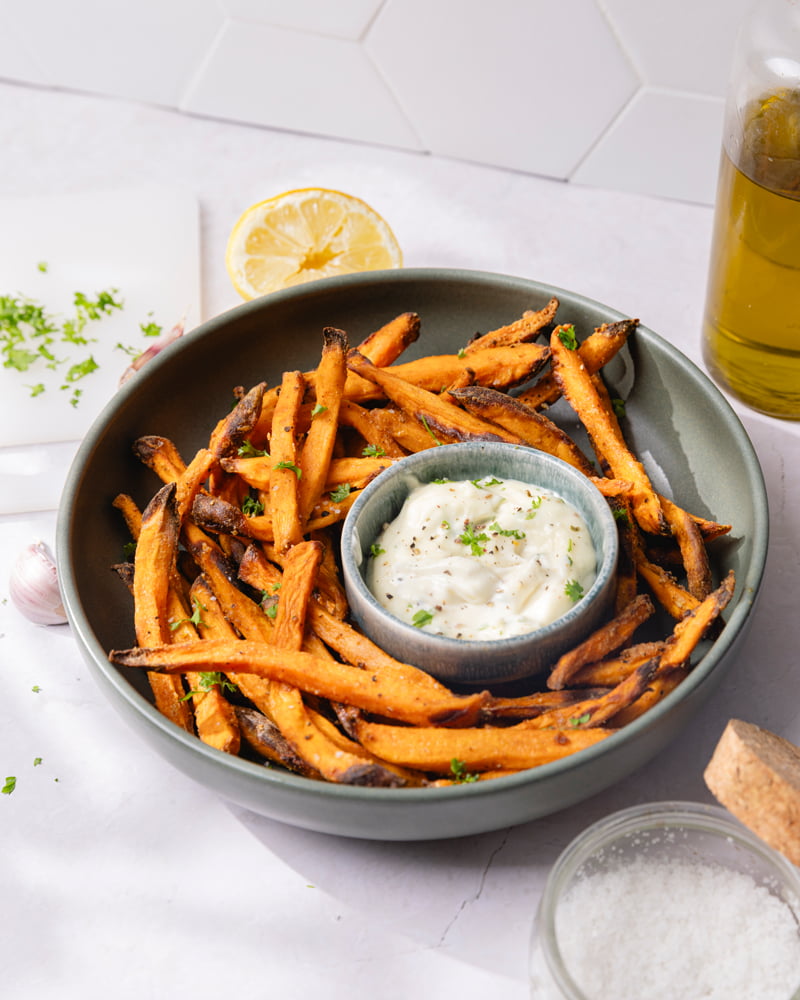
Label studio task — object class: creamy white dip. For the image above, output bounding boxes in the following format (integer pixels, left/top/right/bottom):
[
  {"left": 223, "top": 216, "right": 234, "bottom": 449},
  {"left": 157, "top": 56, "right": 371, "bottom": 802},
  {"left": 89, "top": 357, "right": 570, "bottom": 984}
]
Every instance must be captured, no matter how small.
[{"left": 366, "top": 476, "right": 597, "bottom": 641}]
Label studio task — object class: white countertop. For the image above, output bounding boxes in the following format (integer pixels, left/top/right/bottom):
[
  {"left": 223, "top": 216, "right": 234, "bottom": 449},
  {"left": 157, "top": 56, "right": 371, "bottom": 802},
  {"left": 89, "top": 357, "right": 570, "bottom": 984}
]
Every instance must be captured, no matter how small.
[{"left": 2, "top": 81, "right": 799, "bottom": 1000}]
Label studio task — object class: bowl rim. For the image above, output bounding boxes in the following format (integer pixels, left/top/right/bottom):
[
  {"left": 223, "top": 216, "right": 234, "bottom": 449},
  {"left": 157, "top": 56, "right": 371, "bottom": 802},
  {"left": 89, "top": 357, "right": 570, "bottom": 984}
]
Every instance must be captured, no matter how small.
[
  {"left": 56, "top": 267, "right": 771, "bottom": 810},
  {"left": 340, "top": 440, "right": 619, "bottom": 657}
]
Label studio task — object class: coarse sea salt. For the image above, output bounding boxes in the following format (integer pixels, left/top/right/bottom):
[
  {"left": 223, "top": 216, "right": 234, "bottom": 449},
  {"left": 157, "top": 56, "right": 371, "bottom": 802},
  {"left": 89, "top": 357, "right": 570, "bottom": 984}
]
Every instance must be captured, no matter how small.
[{"left": 530, "top": 856, "right": 800, "bottom": 999}]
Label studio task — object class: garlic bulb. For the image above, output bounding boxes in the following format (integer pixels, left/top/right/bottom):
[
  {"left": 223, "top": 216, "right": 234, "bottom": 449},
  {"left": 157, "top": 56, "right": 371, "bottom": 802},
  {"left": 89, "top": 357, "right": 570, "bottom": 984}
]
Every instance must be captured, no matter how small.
[{"left": 9, "top": 540, "right": 68, "bottom": 626}]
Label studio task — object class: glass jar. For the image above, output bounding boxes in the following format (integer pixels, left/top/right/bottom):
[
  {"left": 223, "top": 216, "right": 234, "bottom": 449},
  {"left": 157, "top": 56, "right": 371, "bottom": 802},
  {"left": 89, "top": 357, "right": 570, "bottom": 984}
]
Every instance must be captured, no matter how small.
[
  {"left": 701, "top": 0, "right": 800, "bottom": 418},
  {"left": 529, "top": 801, "right": 800, "bottom": 999}
]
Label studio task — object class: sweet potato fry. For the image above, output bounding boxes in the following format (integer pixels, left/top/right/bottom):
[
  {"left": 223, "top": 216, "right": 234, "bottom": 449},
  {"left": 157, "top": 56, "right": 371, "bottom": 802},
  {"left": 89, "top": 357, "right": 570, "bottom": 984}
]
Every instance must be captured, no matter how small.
[
  {"left": 611, "top": 668, "right": 688, "bottom": 727},
  {"left": 268, "top": 369, "right": 305, "bottom": 553},
  {"left": 347, "top": 350, "right": 523, "bottom": 446},
  {"left": 336, "top": 399, "right": 407, "bottom": 458},
  {"left": 109, "top": 638, "right": 490, "bottom": 728},
  {"left": 526, "top": 654, "right": 660, "bottom": 729},
  {"left": 482, "top": 688, "right": 610, "bottom": 723},
  {"left": 463, "top": 298, "right": 559, "bottom": 354},
  {"left": 235, "top": 706, "right": 320, "bottom": 777},
  {"left": 659, "top": 494, "right": 713, "bottom": 600},
  {"left": 133, "top": 482, "right": 193, "bottom": 731},
  {"left": 568, "top": 641, "right": 666, "bottom": 688},
  {"left": 517, "top": 318, "right": 638, "bottom": 411},
  {"left": 448, "top": 385, "right": 594, "bottom": 474},
  {"left": 547, "top": 593, "right": 655, "bottom": 690},
  {"left": 550, "top": 326, "right": 667, "bottom": 535},
  {"left": 356, "top": 311, "right": 420, "bottom": 366},
  {"left": 344, "top": 343, "right": 552, "bottom": 404},
  {"left": 657, "top": 570, "right": 735, "bottom": 672},
  {"left": 266, "top": 541, "right": 408, "bottom": 786},
  {"left": 297, "top": 328, "right": 348, "bottom": 527},
  {"left": 351, "top": 718, "right": 608, "bottom": 773}
]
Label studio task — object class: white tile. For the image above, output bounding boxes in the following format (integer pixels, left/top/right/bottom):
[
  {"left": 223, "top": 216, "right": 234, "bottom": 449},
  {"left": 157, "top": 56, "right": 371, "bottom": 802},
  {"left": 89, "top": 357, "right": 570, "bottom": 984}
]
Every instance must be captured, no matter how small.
[
  {"left": 220, "top": 0, "right": 384, "bottom": 40},
  {"left": 571, "top": 87, "right": 725, "bottom": 204},
  {"left": 598, "top": 0, "right": 752, "bottom": 97},
  {"left": 366, "top": 0, "right": 640, "bottom": 179},
  {"left": 3, "top": 0, "right": 224, "bottom": 107},
  {"left": 183, "top": 18, "right": 422, "bottom": 150}
]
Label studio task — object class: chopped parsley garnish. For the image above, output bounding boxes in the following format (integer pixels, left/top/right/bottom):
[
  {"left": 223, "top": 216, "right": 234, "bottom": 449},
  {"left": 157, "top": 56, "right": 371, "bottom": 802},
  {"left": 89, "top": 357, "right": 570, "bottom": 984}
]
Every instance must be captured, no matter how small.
[
  {"left": 470, "top": 476, "right": 502, "bottom": 489},
  {"left": 329, "top": 483, "right": 352, "bottom": 502},
  {"left": 2, "top": 776, "right": 16, "bottom": 795},
  {"left": 237, "top": 439, "right": 269, "bottom": 457},
  {"left": 33, "top": 757, "right": 42, "bottom": 767},
  {"left": 612, "top": 507, "right": 630, "bottom": 526},
  {"left": 458, "top": 522, "right": 489, "bottom": 556},
  {"left": 241, "top": 494, "right": 265, "bottom": 517},
  {"left": 169, "top": 597, "right": 207, "bottom": 631},
  {"left": 311, "top": 402, "right": 327, "bottom": 417},
  {"left": 611, "top": 397, "right": 626, "bottom": 419},
  {"left": 362, "top": 443, "right": 386, "bottom": 458},
  {"left": 489, "top": 521, "right": 526, "bottom": 540},
  {"left": 369, "top": 542, "right": 385, "bottom": 558},
  {"left": 449, "top": 758, "right": 478, "bottom": 783},
  {"left": 182, "top": 671, "right": 238, "bottom": 701},
  {"left": 274, "top": 460, "right": 302, "bottom": 478},
  {"left": 557, "top": 324, "right": 578, "bottom": 350},
  {"left": 526, "top": 495, "right": 543, "bottom": 518},
  {"left": 565, "top": 579, "right": 585, "bottom": 602},
  {"left": 412, "top": 608, "right": 434, "bottom": 628},
  {"left": 569, "top": 712, "right": 591, "bottom": 727},
  {"left": 0, "top": 279, "right": 164, "bottom": 406},
  {"left": 139, "top": 319, "right": 162, "bottom": 338}
]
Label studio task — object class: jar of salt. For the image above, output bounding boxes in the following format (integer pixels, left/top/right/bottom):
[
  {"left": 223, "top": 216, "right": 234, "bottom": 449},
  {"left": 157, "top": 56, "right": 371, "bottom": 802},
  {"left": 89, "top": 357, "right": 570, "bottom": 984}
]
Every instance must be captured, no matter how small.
[{"left": 529, "top": 801, "right": 800, "bottom": 999}]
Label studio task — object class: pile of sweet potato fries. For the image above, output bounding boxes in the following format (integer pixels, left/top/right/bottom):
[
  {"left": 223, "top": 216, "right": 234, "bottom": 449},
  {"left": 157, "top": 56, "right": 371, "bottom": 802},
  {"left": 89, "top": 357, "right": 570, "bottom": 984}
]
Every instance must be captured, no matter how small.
[{"left": 108, "top": 300, "right": 735, "bottom": 786}]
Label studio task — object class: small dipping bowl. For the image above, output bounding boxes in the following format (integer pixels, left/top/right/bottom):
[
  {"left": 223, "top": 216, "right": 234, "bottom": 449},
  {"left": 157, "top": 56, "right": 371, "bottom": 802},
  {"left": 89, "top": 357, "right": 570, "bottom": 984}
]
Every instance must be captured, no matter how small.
[
  {"left": 340, "top": 441, "right": 618, "bottom": 687},
  {"left": 530, "top": 801, "right": 800, "bottom": 1000}
]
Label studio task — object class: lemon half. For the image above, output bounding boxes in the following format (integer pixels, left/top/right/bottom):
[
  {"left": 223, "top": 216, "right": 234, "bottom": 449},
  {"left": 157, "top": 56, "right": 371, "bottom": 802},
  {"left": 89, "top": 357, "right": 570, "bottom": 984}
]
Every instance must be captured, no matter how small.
[{"left": 225, "top": 187, "right": 403, "bottom": 299}]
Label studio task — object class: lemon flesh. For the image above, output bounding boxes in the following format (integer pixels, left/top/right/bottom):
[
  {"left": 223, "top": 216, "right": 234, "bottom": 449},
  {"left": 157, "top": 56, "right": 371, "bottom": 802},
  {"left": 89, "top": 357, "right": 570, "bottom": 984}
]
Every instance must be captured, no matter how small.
[{"left": 225, "top": 188, "right": 402, "bottom": 299}]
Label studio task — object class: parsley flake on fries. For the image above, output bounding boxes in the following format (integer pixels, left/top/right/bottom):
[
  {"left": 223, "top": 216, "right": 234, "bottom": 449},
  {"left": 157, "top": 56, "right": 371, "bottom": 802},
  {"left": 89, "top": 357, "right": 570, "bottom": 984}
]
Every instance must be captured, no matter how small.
[{"left": 108, "top": 303, "right": 735, "bottom": 787}]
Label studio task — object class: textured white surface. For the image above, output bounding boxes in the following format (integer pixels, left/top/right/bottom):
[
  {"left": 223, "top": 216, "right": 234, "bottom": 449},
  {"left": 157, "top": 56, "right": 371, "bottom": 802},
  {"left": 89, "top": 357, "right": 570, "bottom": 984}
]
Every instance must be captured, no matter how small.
[
  {"left": 1, "top": 80, "right": 798, "bottom": 1000},
  {"left": 0, "top": 0, "right": 752, "bottom": 204}
]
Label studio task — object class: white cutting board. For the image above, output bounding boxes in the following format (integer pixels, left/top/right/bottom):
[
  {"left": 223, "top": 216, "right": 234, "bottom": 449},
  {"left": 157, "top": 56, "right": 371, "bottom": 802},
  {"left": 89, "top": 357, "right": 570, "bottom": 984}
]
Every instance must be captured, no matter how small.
[{"left": 0, "top": 187, "right": 201, "bottom": 513}]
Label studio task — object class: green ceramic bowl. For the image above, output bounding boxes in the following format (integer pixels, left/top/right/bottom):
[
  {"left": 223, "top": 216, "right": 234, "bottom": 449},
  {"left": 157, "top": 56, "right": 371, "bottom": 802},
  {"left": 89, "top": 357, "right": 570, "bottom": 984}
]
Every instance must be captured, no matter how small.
[{"left": 56, "top": 268, "right": 768, "bottom": 841}]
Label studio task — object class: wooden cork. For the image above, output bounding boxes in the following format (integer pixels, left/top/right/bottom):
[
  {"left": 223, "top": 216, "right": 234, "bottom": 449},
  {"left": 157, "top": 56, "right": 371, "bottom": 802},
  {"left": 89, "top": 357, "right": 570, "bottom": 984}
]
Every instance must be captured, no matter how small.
[{"left": 704, "top": 718, "right": 800, "bottom": 866}]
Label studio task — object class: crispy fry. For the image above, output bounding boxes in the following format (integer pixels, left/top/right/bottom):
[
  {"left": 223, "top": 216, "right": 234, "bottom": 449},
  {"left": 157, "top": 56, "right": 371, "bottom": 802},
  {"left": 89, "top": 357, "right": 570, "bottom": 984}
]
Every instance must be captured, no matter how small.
[
  {"left": 657, "top": 570, "right": 735, "bottom": 672},
  {"left": 133, "top": 482, "right": 193, "bottom": 731},
  {"left": 550, "top": 326, "right": 667, "bottom": 535},
  {"left": 347, "top": 350, "right": 523, "bottom": 446},
  {"left": 297, "top": 328, "right": 348, "bottom": 527},
  {"left": 660, "top": 494, "right": 713, "bottom": 600},
  {"left": 449, "top": 385, "right": 595, "bottom": 474},
  {"left": 463, "top": 298, "right": 559, "bottom": 354},
  {"left": 568, "top": 641, "right": 666, "bottom": 688},
  {"left": 356, "top": 311, "right": 421, "bottom": 366},
  {"left": 109, "top": 638, "right": 490, "bottom": 728},
  {"left": 266, "top": 541, "right": 408, "bottom": 786},
  {"left": 611, "top": 668, "right": 688, "bottom": 727},
  {"left": 525, "top": 655, "right": 660, "bottom": 729},
  {"left": 352, "top": 718, "right": 608, "bottom": 773},
  {"left": 517, "top": 318, "right": 638, "bottom": 411},
  {"left": 482, "top": 688, "right": 611, "bottom": 723},
  {"left": 344, "top": 343, "right": 552, "bottom": 404},
  {"left": 547, "top": 593, "right": 655, "bottom": 690},
  {"left": 269, "top": 369, "right": 305, "bottom": 553}
]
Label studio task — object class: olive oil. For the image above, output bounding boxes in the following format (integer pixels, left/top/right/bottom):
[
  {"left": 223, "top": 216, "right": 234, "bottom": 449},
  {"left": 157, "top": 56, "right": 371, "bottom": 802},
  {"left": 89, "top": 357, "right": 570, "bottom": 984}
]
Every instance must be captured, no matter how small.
[{"left": 702, "top": 89, "right": 800, "bottom": 417}]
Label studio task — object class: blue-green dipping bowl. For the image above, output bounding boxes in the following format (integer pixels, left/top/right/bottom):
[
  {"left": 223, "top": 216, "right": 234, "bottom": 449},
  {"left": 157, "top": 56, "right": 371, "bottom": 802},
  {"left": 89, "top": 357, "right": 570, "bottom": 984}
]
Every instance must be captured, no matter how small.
[
  {"left": 56, "top": 268, "right": 768, "bottom": 841},
  {"left": 341, "top": 442, "right": 619, "bottom": 686}
]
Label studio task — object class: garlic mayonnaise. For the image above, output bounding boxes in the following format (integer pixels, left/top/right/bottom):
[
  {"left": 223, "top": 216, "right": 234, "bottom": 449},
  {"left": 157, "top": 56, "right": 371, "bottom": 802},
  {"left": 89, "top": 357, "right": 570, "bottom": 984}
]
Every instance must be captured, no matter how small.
[{"left": 366, "top": 476, "right": 596, "bottom": 641}]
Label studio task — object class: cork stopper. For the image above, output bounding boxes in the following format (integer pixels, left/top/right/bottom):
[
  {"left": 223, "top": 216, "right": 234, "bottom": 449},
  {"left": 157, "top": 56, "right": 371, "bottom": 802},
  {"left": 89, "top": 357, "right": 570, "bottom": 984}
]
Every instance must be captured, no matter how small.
[{"left": 704, "top": 719, "right": 800, "bottom": 867}]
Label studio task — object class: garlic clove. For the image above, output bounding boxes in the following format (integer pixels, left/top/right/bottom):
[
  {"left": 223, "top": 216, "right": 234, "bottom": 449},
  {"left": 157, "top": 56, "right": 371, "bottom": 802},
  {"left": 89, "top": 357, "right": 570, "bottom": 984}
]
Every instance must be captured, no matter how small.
[
  {"left": 9, "top": 540, "right": 68, "bottom": 626},
  {"left": 119, "top": 316, "right": 185, "bottom": 386}
]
